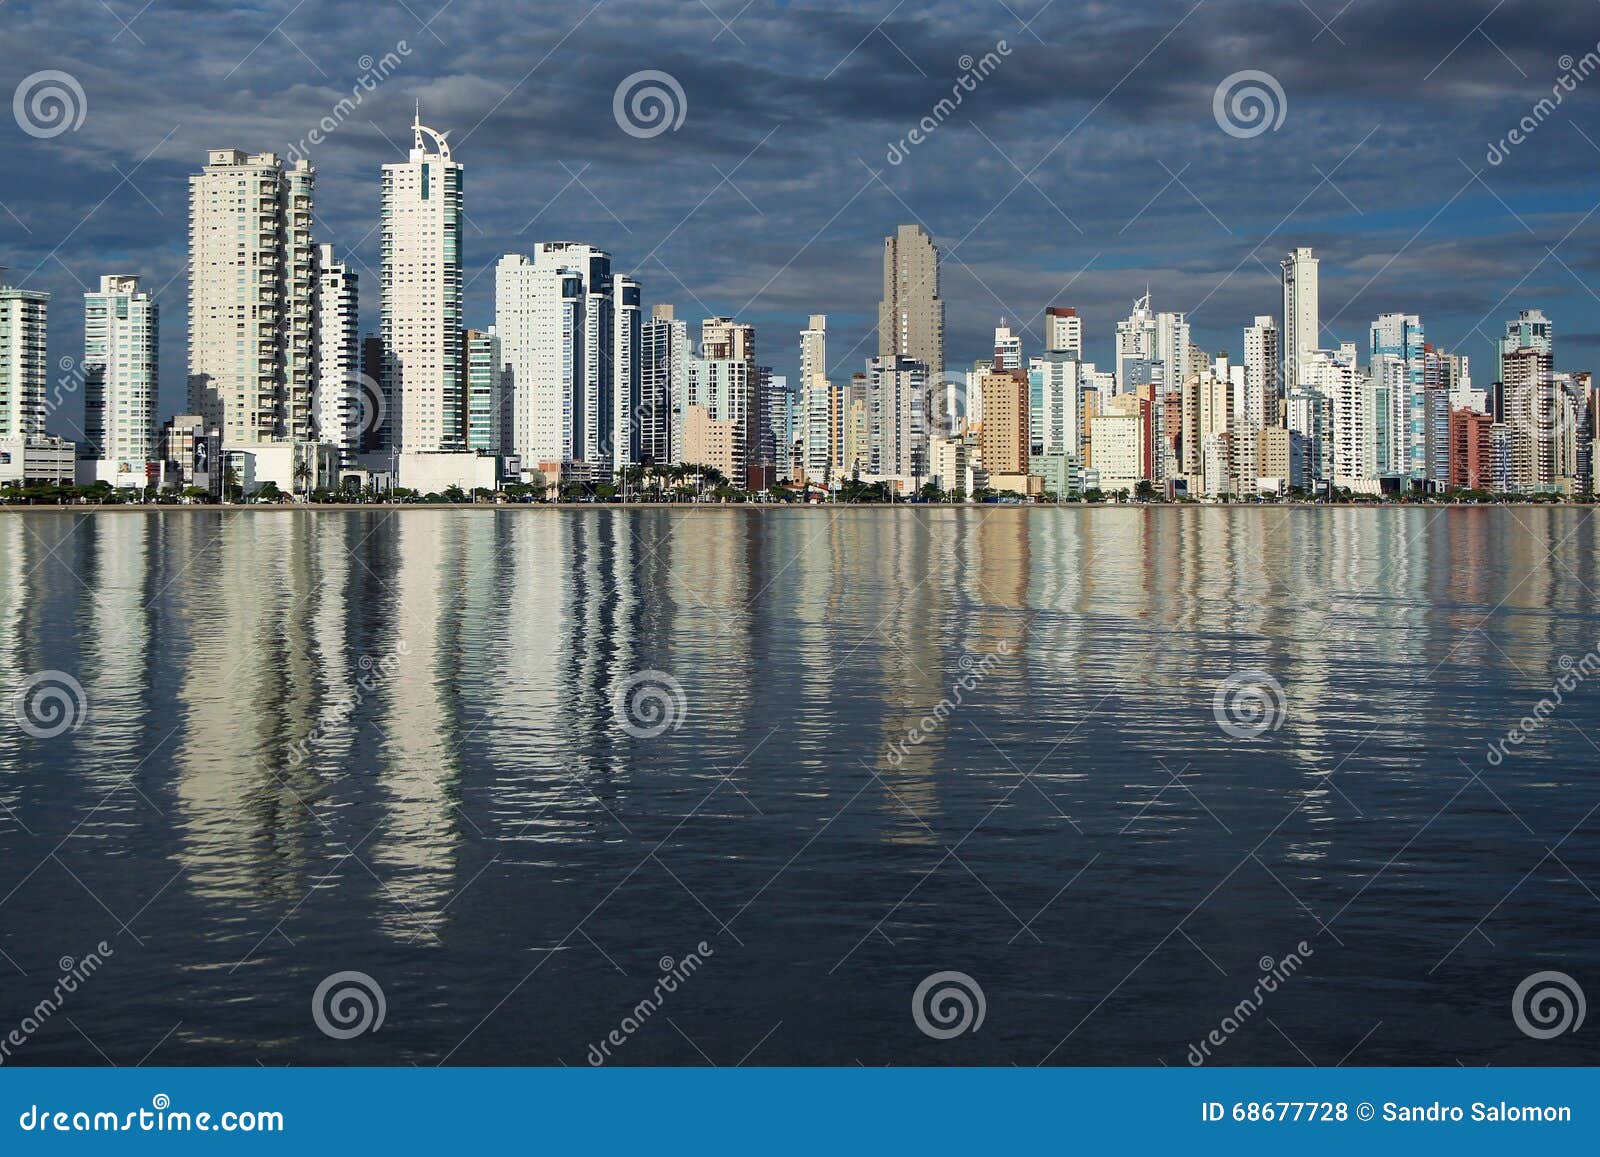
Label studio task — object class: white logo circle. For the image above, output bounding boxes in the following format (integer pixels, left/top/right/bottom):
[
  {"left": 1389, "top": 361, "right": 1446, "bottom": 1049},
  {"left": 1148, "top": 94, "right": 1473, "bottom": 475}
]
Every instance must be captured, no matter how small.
[
  {"left": 1213, "top": 70, "right": 1286, "bottom": 139},
  {"left": 312, "top": 970, "right": 386, "bottom": 1039},
  {"left": 11, "top": 670, "right": 88, "bottom": 739},
  {"left": 912, "top": 970, "right": 986, "bottom": 1039},
  {"left": 1211, "top": 670, "right": 1287, "bottom": 738},
  {"left": 14, "top": 71, "right": 88, "bottom": 139},
  {"left": 613, "top": 70, "right": 687, "bottom": 139},
  {"left": 613, "top": 670, "right": 688, "bottom": 738},
  {"left": 1512, "top": 970, "right": 1585, "bottom": 1039}
]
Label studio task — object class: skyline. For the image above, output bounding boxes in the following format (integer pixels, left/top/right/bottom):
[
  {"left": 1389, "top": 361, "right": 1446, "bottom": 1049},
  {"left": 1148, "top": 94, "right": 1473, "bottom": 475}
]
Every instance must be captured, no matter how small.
[{"left": 4, "top": 0, "right": 1600, "bottom": 441}]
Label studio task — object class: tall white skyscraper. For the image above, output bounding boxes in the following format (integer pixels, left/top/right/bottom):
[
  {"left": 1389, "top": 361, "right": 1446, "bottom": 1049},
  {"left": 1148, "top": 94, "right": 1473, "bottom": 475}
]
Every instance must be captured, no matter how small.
[
  {"left": 1115, "top": 293, "right": 1189, "bottom": 392},
  {"left": 993, "top": 323, "right": 1022, "bottom": 371},
  {"left": 799, "top": 314, "right": 832, "bottom": 480},
  {"left": 1243, "top": 315, "right": 1281, "bottom": 428},
  {"left": 1034, "top": 355, "right": 1085, "bottom": 461},
  {"left": 83, "top": 276, "right": 157, "bottom": 466},
  {"left": 643, "top": 303, "right": 687, "bottom": 466},
  {"left": 381, "top": 112, "right": 464, "bottom": 453},
  {"left": 1281, "top": 246, "right": 1319, "bottom": 390},
  {"left": 534, "top": 242, "right": 613, "bottom": 466},
  {"left": 612, "top": 274, "right": 641, "bottom": 469},
  {"left": 496, "top": 253, "right": 582, "bottom": 466},
  {"left": 312, "top": 244, "right": 359, "bottom": 457},
  {"left": 188, "top": 149, "right": 316, "bottom": 444},
  {"left": 0, "top": 273, "right": 49, "bottom": 442}
]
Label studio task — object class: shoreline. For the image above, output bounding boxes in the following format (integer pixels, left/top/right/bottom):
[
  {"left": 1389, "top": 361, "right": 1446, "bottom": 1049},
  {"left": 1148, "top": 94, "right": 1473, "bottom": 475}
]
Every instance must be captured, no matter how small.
[{"left": 1, "top": 501, "right": 1587, "bottom": 513}]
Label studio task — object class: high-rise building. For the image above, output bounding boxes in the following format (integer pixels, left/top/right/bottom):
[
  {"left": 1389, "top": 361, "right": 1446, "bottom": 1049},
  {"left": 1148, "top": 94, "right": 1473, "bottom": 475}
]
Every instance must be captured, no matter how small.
[
  {"left": 642, "top": 304, "right": 687, "bottom": 466},
  {"left": 535, "top": 243, "right": 613, "bottom": 467},
  {"left": 1502, "top": 344, "right": 1557, "bottom": 492},
  {"left": 686, "top": 356, "right": 752, "bottom": 483},
  {"left": 878, "top": 224, "right": 944, "bottom": 386},
  {"left": 701, "top": 317, "right": 763, "bottom": 487},
  {"left": 1045, "top": 306, "right": 1082, "bottom": 359},
  {"left": 83, "top": 275, "right": 157, "bottom": 466},
  {"left": 1115, "top": 292, "right": 1189, "bottom": 394},
  {"left": 312, "top": 245, "right": 359, "bottom": 457},
  {"left": 381, "top": 112, "right": 464, "bottom": 453},
  {"left": 465, "top": 327, "right": 505, "bottom": 455},
  {"left": 612, "top": 275, "right": 641, "bottom": 469},
  {"left": 187, "top": 148, "right": 316, "bottom": 443},
  {"left": 0, "top": 273, "right": 49, "bottom": 442},
  {"left": 1371, "top": 312, "right": 1426, "bottom": 478},
  {"left": 867, "top": 354, "right": 929, "bottom": 481},
  {"left": 1281, "top": 246, "right": 1319, "bottom": 390},
  {"left": 1450, "top": 406, "right": 1494, "bottom": 491},
  {"left": 1497, "top": 308, "right": 1552, "bottom": 384},
  {"left": 359, "top": 335, "right": 387, "bottom": 452},
  {"left": 993, "top": 323, "right": 1022, "bottom": 371},
  {"left": 977, "top": 369, "right": 1028, "bottom": 476},
  {"left": 1180, "top": 366, "right": 1233, "bottom": 480},
  {"left": 1243, "top": 315, "right": 1281, "bottom": 428},
  {"left": 1033, "top": 355, "right": 1084, "bottom": 461},
  {"left": 840, "top": 373, "right": 871, "bottom": 477},
  {"left": 496, "top": 254, "right": 583, "bottom": 466},
  {"left": 799, "top": 314, "right": 832, "bottom": 480}
]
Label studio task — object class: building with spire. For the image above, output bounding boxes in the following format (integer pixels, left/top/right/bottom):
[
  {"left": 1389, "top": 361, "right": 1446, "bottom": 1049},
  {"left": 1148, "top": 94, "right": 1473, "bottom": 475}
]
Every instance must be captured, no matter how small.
[{"left": 381, "top": 108, "right": 464, "bottom": 453}]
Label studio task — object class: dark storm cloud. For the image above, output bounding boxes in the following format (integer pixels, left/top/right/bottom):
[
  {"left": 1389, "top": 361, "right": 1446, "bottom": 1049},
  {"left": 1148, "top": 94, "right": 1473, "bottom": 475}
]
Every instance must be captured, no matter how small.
[{"left": 3, "top": 0, "right": 1600, "bottom": 432}]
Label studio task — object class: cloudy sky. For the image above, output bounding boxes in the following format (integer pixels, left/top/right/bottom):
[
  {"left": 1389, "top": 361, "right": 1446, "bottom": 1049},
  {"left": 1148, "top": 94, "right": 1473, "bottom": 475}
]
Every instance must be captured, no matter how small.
[{"left": 4, "top": 0, "right": 1600, "bottom": 438}]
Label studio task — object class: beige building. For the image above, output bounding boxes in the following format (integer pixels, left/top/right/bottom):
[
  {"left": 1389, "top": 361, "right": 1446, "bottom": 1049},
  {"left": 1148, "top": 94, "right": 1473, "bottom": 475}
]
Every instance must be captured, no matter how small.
[
  {"left": 188, "top": 149, "right": 316, "bottom": 444},
  {"left": 682, "top": 404, "right": 741, "bottom": 484},
  {"left": 1180, "top": 369, "right": 1233, "bottom": 476},
  {"left": 878, "top": 224, "right": 944, "bottom": 386},
  {"left": 1503, "top": 345, "right": 1557, "bottom": 492},
  {"left": 929, "top": 436, "right": 967, "bottom": 493},
  {"left": 1088, "top": 406, "right": 1144, "bottom": 493},
  {"left": 977, "top": 369, "right": 1028, "bottom": 475}
]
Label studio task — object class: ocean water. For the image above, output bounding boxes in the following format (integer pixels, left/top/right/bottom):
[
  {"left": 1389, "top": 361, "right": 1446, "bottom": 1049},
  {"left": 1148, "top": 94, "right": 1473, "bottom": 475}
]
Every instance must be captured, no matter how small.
[{"left": 0, "top": 506, "right": 1595, "bottom": 1066}]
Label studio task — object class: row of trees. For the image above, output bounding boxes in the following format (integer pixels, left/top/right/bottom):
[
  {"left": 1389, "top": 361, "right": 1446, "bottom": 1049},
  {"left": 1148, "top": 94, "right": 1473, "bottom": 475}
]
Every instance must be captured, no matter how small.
[{"left": 2, "top": 475, "right": 1586, "bottom": 508}]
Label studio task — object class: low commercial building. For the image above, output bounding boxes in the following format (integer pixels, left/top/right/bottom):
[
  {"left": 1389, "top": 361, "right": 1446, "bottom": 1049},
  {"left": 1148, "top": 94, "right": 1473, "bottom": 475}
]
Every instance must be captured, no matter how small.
[
  {"left": 397, "top": 451, "right": 500, "bottom": 495},
  {"left": 224, "top": 441, "right": 341, "bottom": 498},
  {"left": 0, "top": 437, "right": 78, "bottom": 486}
]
